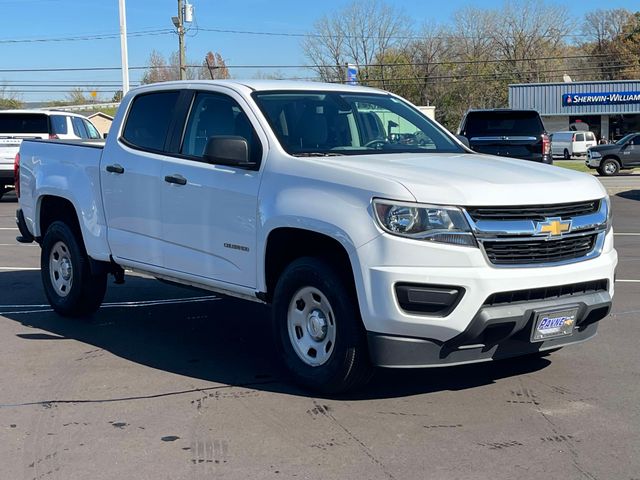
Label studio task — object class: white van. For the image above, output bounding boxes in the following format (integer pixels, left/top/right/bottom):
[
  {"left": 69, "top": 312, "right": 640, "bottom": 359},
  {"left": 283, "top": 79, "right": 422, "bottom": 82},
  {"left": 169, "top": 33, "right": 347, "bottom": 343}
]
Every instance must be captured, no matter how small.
[{"left": 551, "top": 131, "right": 597, "bottom": 159}]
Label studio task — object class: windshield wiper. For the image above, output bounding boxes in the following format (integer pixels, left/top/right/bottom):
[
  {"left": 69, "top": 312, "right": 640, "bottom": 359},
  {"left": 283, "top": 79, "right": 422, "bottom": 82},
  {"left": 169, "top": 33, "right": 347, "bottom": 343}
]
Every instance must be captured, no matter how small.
[{"left": 292, "top": 152, "right": 345, "bottom": 157}]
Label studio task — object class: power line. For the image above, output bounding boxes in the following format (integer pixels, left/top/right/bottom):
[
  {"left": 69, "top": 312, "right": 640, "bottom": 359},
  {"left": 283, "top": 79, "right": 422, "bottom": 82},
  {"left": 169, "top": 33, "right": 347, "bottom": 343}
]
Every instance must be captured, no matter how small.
[
  {"left": 0, "top": 53, "right": 615, "bottom": 73},
  {"left": 0, "top": 28, "right": 173, "bottom": 44},
  {"left": 195, "top": 26, "right": 588, "bottom": 40}
]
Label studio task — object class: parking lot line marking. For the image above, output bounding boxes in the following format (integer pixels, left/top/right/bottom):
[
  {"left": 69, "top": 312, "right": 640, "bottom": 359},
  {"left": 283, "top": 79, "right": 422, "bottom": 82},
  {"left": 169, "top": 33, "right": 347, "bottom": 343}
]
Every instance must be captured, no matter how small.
[
  {"left": 0, "top": 228, "right": 18, "bottom": 230},
  {"left": 0, "top": 295, "right": 220, "bottom": 316},
  {"left": 614, "top": 233, "right": 640, "bottom": 236},
  {"left": 0, "top": 267, "right": 39, "bottom": 271},
  {"left": 0, "top": 243, "right": 37, "bottom": 246},
  {"left": 616, "top": 279, "right": 640, "bottom": 283}
]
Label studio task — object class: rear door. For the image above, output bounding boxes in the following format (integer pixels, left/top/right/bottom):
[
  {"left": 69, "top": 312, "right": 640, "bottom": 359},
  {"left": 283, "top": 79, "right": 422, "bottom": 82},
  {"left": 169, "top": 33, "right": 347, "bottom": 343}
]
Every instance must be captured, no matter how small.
[
  {"left": 158, "top": 89, "right": 265, "bottom": 287},
  {"left": 461, "top": 111, "right": 544, "bottom": 160},
  {"left": 101, "top": 90, "right": 181, "bottom": 267}
]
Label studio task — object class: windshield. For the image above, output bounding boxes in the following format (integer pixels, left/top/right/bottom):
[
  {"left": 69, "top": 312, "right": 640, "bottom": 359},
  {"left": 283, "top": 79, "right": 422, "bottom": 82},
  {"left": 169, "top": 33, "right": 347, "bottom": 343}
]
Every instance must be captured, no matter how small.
[
  {"left": 462, "top": 111, "right": 543, "bottom": 138},
  {"left": 616, "top": 133, "right": 635, "bottom": 145},
  {"left": 252, "top": 91, "right": 464, "bottom": 156}
]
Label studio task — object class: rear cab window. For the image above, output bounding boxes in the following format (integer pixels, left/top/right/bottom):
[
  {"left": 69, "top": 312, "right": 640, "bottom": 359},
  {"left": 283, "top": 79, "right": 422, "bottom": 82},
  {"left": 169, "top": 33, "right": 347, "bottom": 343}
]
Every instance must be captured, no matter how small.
[
  {"left": 122, "top": 91, "right": 180, "bottom": 152},
  {"left": 462, "top": 111, "right": 544, "bottom": 138},
  {"left": 71, "top": 117, "right": 89, "bottom": 138}
]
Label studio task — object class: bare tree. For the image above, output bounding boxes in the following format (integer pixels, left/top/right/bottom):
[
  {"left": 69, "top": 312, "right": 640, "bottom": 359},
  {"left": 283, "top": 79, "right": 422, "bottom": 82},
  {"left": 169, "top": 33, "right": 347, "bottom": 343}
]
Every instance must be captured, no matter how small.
[
  {"left": 582, "top": 9, "right": 635, "bottom": 79},
  {"left": 302, "top": 0, "right": 412, "bottom": 84},
  {"left": 199, "top": 51, "right": 231, "bottom": 80}
]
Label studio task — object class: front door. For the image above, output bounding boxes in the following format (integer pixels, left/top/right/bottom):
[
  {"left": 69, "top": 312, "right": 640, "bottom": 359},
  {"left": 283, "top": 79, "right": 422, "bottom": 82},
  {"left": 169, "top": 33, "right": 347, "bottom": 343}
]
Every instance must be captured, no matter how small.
[
  {"left": 623, "top": 135, "right": 640, "bottom": 166},
  {"left": 159, "top": 90, "right": 265, "bottom": 288}
]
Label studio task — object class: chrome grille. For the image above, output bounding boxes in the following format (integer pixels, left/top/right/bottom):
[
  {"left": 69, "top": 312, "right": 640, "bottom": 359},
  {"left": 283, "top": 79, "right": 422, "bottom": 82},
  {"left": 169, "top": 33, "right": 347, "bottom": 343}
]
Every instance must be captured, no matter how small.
[
  {"left": 466, "top": 200, "right": 600, "bottom": 222},
  {"left": 482, "top": 234, "right": 598, "bottom": 265}
]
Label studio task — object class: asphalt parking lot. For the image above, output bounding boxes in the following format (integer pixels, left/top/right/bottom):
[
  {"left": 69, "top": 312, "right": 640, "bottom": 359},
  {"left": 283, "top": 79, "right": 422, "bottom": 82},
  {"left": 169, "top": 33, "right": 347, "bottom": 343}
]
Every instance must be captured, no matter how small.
[{"left": 0, "top": 183, "right": 638, "bottom": 480}]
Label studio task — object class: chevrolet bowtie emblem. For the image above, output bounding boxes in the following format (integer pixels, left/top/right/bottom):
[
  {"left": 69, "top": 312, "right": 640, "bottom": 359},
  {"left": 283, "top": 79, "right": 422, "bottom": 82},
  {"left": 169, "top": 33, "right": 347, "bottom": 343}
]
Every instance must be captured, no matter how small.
[{"left": 537, "top": 218, "right": 572, "bottom": 236}]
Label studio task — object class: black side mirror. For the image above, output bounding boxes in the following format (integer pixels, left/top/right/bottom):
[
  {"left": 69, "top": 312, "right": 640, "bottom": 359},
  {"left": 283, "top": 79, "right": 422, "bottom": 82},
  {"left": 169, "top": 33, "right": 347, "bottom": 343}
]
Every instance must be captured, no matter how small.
[
  {"left": 203, "top": 136, "right": 255, "bottom": 169},
  {"left": 103, "top": 133, "right": 108, "bottom": 139},
  {"left": 456, "top": 134, "right": 471, "bottom": 149}
]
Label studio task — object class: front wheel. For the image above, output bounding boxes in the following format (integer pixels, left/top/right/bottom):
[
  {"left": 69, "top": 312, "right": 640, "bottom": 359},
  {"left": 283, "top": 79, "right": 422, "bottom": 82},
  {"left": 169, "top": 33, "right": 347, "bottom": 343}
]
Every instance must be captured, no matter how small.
[
  {"left": 598, "top": 158, "right": 620, "bottom": 176},
  {"left": 272, "top": 257, "right": 373, "bottom": 394},
  {"left": 41, "top": 221, "right": 107, "bottom": 317}
]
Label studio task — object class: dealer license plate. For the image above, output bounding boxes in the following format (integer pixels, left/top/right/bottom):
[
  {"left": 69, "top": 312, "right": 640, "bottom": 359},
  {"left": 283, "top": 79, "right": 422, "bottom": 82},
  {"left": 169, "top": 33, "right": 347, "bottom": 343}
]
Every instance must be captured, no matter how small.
[{"left": 531, "top": 308, "right": 578, "bottom": 342}]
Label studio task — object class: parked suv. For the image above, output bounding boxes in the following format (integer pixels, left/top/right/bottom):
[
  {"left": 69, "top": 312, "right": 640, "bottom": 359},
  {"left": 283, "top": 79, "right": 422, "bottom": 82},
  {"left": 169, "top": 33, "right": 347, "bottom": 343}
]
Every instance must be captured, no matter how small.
[
  {"left": 458, "top": 109, "right": 552, "bottom": 164},
  {"left": 0, "top": 110, "right": 101, "bottom": 199},
  {"left": 586, "top": 132, "right": 640, "bottom": 176}
]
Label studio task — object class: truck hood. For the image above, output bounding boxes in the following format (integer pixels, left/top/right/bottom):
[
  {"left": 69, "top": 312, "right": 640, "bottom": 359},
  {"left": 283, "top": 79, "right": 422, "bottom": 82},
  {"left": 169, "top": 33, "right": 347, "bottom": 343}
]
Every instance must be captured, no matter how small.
[
  {"left": 323, "top": 152, "right": 606, "bottom": 206},
  {"left": 589, "top": 144, "right": 620, "bottom": 153}
]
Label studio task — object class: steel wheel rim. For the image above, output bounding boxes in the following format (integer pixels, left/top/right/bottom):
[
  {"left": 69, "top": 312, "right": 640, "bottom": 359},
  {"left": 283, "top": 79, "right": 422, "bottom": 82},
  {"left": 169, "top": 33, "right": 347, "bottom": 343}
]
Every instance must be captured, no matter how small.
[
  {"left": 604, "top": 162, "right": 617, "bottom": 174},
  {"left": 287, "top": 286, "right": 337, "bottom": 367},
  {"left": 49, "top": 241, "right": 73, "bottom": 297}
]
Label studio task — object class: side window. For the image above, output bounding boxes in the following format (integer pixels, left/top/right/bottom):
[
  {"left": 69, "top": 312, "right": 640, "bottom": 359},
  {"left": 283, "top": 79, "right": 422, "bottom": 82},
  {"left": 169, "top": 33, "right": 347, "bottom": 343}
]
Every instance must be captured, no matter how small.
[
  {"left": 631, "top": 136, "right": 640, "bottom": 146},
  {"left": 575, "top": 133, "right": 584, "bottom": 142},
  {"left": 50, "top": 115, "right": 68, "bottom": 135},
  {"left": 71, "top": 117, "right": 88, "bottom": 138},
  {"left": 83, "top": 119, "right": 101, "bottom": 139},
  {"left": 181, "top": 92, "right": 262, "bottom": 165},
  {"left": 122, "top": 91, "right": 180, "bottom": 152},
  {"left": 586, "top": 132, "right": 595, "bottom": 141}
]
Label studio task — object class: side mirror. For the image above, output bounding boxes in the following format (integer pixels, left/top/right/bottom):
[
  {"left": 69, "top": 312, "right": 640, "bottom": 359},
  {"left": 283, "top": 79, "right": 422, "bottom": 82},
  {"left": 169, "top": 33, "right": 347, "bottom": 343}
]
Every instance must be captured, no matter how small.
[
  {"left": 103, "top": 133, "right": 108, "bottom": 139},
  {"left": 203, "top": 136, "right": 255, "bottom": 169},
  {"left": 456, "top": 134, "right": 471, "bottom": 149}
]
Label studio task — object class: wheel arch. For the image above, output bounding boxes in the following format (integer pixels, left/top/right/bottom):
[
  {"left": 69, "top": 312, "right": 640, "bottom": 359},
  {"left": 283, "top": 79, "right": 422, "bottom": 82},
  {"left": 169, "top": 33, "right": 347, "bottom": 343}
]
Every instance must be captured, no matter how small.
[{"left": 262, "top": 227, "right": 361, "bottom": 304}]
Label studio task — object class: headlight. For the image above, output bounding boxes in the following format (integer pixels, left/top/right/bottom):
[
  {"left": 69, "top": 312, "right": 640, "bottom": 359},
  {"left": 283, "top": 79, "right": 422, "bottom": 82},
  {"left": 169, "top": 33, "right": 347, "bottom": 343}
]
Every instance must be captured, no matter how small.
[
  {"left": 373, "top": 199, "right": 477, "bottom": 247},
  {"left": 590, "top": 150, "right": 602, "bottom": 159}
]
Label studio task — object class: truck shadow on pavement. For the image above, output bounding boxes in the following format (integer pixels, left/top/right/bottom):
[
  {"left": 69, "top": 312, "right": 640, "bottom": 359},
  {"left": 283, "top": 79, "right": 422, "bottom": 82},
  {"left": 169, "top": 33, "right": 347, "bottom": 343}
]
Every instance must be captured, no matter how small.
[
  {"left": 616, "top": 189, "right": 640, "bottom": 201},
  {"left": 1, "top": 270, "right": 550, "bottom": 401}
]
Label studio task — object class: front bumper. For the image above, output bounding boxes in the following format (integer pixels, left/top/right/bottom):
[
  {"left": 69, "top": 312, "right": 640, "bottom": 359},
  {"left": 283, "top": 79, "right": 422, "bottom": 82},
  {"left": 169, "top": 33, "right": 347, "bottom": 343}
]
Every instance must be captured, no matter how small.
[
  {"left": 355, "top": 230, "right": 617, "bottom": 342},
  {"left": 586, "top": 156, "right": 601, "bottom": 168},
  {"left": 368, "top": 290, "right": 610, "bottom": 367}
]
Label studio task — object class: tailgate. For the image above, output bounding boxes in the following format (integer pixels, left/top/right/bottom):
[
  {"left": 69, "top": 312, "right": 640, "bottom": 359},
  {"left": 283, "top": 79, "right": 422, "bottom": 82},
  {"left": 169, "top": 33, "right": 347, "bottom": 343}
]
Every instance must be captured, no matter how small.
[
  {"left": 469, "top": 136, "right": 542, "bottom": 160},
  {"left": 0, "top": 138, "right": 23, "bottom": 165}
]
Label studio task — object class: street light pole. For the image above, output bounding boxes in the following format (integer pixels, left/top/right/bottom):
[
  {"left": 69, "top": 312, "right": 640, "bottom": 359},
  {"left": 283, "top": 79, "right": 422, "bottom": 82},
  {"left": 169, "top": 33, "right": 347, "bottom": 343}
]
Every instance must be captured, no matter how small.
[
  {"left": 177, "top": 0, "right": 186, "bottom": 80},
  {"left": 118, "top": 0, "right": 130, "bottom": 95}
]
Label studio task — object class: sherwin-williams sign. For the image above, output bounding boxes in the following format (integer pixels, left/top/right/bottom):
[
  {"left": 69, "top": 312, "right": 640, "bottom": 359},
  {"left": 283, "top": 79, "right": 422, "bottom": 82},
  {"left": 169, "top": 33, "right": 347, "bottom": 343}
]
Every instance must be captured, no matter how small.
[{"left": 562, "top": 91, "right": 640, "bottom": 107}]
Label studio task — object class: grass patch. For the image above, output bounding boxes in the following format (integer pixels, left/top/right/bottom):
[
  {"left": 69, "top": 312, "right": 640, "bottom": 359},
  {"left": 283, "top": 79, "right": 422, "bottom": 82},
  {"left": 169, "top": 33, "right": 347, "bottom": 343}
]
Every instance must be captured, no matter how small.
[{"left": 554, "top": 160, "right": 592, "bottom": 173}]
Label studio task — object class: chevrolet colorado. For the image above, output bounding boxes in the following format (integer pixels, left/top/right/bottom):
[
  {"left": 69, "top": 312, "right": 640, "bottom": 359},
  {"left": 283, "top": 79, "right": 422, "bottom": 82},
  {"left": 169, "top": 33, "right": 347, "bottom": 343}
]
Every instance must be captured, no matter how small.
[{"left": 15, "top": 81, "right": 617, "bottom": 392}]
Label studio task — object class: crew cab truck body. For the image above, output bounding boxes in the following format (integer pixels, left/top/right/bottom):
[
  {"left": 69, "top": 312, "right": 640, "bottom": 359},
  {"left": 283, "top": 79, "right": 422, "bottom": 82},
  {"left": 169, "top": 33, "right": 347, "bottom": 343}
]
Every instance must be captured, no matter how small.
[
  {"left": 586, "top": 132, "right": 640, "bottom": 176},
  {"left": 16, "top": 81, "right": 617, "bottom": 393}
]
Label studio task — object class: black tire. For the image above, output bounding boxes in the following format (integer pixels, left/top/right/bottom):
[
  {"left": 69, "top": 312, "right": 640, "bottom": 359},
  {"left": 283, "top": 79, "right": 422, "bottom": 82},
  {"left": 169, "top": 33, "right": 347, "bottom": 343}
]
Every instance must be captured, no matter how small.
[
  {"left": 563, "top": 149, "right": 570, "bottom": 160},
  {"left": 41, "top": 221, "right": 107, "bottom": 317},
  {"left": 272, "top": 257, "right": 373, "bottom": 394},
  {"left": 597, "top": 158, "right": 620, "bottom": 176}
]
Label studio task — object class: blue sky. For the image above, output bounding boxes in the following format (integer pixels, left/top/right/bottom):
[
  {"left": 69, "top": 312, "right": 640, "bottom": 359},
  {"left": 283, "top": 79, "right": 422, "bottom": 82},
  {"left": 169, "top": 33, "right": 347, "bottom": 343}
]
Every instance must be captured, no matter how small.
[{"left": 0, "top": 0, "right": 638, "bottom": 102}]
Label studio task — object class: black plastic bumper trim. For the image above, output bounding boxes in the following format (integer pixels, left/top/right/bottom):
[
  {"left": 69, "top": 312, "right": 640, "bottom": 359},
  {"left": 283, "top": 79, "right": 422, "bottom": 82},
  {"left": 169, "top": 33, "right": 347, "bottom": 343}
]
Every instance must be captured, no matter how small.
[
  {"left": 395, "top": 283, "right": 465, "bottom": 316},
  {"left": 367, "top": 291, "right": 611, "bottom": 368}
]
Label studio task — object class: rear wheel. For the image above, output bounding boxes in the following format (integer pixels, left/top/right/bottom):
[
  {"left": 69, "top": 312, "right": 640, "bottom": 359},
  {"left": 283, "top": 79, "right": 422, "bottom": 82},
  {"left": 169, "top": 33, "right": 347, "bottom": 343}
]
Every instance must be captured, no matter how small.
[
  {"left": 563, "top": 149, "right": 570, "bottom": 160},
  {"left": 598, "top": 158, "right": 620, "bottom": 176},
  {"left": 41, "top": 221, "right": 107, "bottom": 317},
  {"left": 272, "top": 257, "right": 373, "bottom": 394}
]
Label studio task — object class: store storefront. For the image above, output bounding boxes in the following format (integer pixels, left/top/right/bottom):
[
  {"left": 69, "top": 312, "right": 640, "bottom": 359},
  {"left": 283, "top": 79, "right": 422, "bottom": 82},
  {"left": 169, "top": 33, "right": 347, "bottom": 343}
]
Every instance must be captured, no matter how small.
[{"left": 509, "top": 80, "right": 640, "bottom": 142}]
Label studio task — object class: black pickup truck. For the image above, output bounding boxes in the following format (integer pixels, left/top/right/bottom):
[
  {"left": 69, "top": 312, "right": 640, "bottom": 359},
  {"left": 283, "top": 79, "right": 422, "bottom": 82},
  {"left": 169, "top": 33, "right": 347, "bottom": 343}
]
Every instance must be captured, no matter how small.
[
  {"left": 586, "top": 132, "right": 640, "bottom": 176},
  {"left": 457, "top": 109, "right": 552, "bottom": 164}
]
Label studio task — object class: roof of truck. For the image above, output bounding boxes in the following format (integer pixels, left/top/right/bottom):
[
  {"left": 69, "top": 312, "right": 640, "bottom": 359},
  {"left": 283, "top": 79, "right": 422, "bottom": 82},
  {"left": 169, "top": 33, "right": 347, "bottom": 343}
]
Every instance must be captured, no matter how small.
[
  {"left": 0, "top": 109, "right": 90, "bottom": 117},
  {"left": 130, "top": 79, "right": 387, "bottom": 94}
]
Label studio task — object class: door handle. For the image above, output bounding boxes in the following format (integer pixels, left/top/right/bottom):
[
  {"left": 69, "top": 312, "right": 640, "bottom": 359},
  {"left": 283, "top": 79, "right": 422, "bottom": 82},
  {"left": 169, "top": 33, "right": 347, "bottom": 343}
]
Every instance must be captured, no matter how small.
[
  {"left": 106, "top": 164, "right": 125, "bottom": 174},
  {"left": 164, "top": 174, "right": 187, "bottom": 186}
]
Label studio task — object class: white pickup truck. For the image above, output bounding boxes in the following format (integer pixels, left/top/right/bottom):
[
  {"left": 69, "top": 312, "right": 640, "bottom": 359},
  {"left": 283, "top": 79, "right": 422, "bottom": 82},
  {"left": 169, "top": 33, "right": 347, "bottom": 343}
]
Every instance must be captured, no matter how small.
[{"left": 15, "top": 80, "right": 617, "bottom": 393}]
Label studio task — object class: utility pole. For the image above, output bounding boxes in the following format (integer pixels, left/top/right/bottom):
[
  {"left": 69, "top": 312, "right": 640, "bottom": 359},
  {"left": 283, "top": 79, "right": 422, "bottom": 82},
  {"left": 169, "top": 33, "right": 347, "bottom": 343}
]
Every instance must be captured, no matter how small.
[
  {"left": 177, "top": 0, "right": 186, "bottom": 80},
  {"left": 118, "top": 0, "right": 130, "bottom": 94}
]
